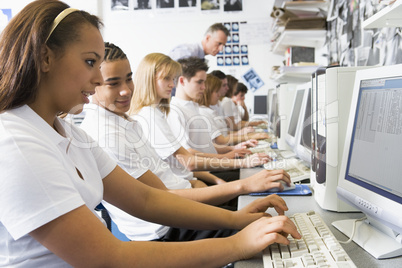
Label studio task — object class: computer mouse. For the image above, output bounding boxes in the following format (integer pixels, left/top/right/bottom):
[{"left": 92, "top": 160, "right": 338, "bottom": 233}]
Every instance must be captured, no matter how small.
[{"left": 267, "top": 181, "right": 296, "bottom": 193}]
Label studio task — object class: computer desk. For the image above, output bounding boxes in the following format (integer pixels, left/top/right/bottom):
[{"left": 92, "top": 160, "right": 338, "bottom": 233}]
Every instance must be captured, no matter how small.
[{"left": 235, "top": 167, "right": 402, "bottom": 268}]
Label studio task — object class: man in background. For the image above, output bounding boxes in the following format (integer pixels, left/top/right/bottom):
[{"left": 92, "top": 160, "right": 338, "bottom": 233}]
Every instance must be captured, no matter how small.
[{"left": 169, "top": 22, "right": 230, "bottom": 62}]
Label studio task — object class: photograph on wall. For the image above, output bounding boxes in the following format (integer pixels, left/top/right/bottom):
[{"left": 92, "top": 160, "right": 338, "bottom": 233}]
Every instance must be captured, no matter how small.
[
  {"left": 157, "top": 0, "right": 174, "bottom": 8},
  {"left": 217, "top": 56, "right": 224, "bottom": 66},
  {"left": 134, "top": 0, "right": 152, "bottom": 10},
  {"left": 224, "top": 22, "right": 231, "bottom": 32},
  {"left": 233, "top": 56, "right": 240, "bottom": 66},
  {"left": 111, "top": 0, "right": 129, "bottom": 11},
  {"left": 232, "top": 44, "right": 239, "bottom": 54},
  {"left": 226, "top": 34, "right": 232, "bottom": 43},
  {"left": 225, "top": 56, "right": 232, "bottom": 66},
  {"left": 241, "top": 44, "right": 248, "bottom": 54},
  {"left": 179, "top": 0, "right": 196, "bottom": 7},
  {"left": 224, "top": 45, "right": 232, "bottom": 55},
  {"left": 232, "top": 22, "right": 239, "bottom": 31},
  {"left": 0, "top": 9, "right": 12, "bottom": 33},
  {"left": 224, "top": 0, "right": 242, "bottom": 12},
  {"left": 232, "top": 33, "right": 239, "bottom": 43},
  {"left": 241, "top": 55, "right": 249, "bottom": 65},
  {"left": 201, "top": 0, "right": 219, "bottom": 11},
  {"left": 241, "top": 68, "right": 264, "bottom": 91}
]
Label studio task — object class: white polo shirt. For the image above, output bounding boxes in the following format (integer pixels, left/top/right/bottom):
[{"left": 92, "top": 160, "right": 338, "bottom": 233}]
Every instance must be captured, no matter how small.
[
  {"left": 134, "top": 106, "right": 195, "bottom": 181},
  {"left": 210, "top": 100, "right": 230, "bottom": 132},
  {"left": 167, "top": 97, "right": 217, "bottom": 154},
  {"left": 81, "top": 105, "right": 191, "bottom": 241},
  {"left": 0, "top": 105, "right": 116, "bottom": 267},
  {"left": 221, "top": 96, "right": 241, "bottom": 124},
  {"left": 198, "top": 105, "right": 224, "bottom": 139}
]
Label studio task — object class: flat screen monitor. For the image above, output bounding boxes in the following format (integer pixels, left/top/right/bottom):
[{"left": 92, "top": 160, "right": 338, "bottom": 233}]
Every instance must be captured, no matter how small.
[
  {"left": 267, "top": 90, "right": 278, "bottom": 133},
  {"left": 334, "top": 65, "right": 402, "bottom": 259},
  {"left": 285, "top": 86, "right": 305, "bottom": 149},
  {"left": 253, "top": 95, "right": 267, "bottom": 115},
  {"left": 295, "top": 85, "right": 312, "bottom": 164}
]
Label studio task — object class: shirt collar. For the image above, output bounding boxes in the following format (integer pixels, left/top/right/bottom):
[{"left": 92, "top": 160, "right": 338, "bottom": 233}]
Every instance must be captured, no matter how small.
[{"left": 14, "top": 105, "right": 67, "bottom": 146}]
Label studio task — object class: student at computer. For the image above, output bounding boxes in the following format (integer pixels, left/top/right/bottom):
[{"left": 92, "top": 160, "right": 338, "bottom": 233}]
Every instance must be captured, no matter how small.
[
  {"left": 198, "top": 74, "right": 269, "bottom": 145},
  {"left": 0, "top": 1, "right": 301, "bottom": 267},
  {"left": 210, "top": 70, "right": 266, "bottom": 131},
  {"left": 128, "top": 53, "right": 271, "bottom": 184},
  {"left": 80, "top": 42, "right": 293, "bottom": 240},
  {"left": 220, "top": 74, "right": 241, "bottom": 128},
  {"left": 233, "top": 82, "right": 250, "bottom": 121}
]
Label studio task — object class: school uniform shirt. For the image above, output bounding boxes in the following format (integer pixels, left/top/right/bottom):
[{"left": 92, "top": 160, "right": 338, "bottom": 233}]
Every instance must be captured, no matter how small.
[
  {"left": 134, "top": 106, "right": 195, "bottom": 181},
  {"left": 168, "top": 97, "right": 218, "bottom": 154},
  {"left": 168, "top": 41, "right": 205, "bottom": 61},
  {"left": 0, "top": 105, "right": 116, "bottom": 267},
  {"left": 80, "top": 104, "right": 191, "bottom": 241},
  {"left": 198, "top": 105, "right": 224, "bottom": 139},
  {"left": 221, "top": 96, "right": 241, "bottom": 124},
  {"left": 210, "top": 100, "right": 230, "bottom": 135}
]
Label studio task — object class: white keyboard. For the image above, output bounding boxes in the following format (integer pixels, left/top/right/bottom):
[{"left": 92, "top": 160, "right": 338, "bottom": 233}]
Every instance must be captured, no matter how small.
[
  {"left": 263, "top": 211, "right": 356, "bottom": 268},
  {"left": 263, "top": 158, "right": 310, "bottom": 183},
  {"left": 250, "top": 146, "right": 296, "bottom": 160}
]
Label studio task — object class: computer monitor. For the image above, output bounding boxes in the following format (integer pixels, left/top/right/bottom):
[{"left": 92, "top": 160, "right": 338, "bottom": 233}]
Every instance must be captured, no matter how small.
[
  {"left": 294, "top": 84, "right": 312, "bottom": 164},
  {"left": 333, "top": 65, "right": 402, "bottom": 259},
  {"left": 311, "top": 66, "right": 372, "bottom": 212},
  {"left": 267, "top": 89, "right": 278, "bottom": 134},
  {"left": 285, "top": 85, "right": 306, "bottom": 150},
  {"left": 253, "top": 95, "right": 268, "bottom": 116}
]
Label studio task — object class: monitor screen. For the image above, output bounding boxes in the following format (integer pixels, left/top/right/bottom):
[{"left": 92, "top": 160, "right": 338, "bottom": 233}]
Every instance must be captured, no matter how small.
[
  {"left": 300, "top": 89, "right": 311, "bottom": 150},
  {"left": 285, "top": 88, "right": 305, "bottom": 149},
  {"left": 268, "top": 92, "right": 278, "bottom": 132},
  {"left": 335, "top": 65, "right": 402, "bottom": 259},
  {"left": 253, "top": 95, "right": 267, "bottom": 115},
  {"left": 295, "top": 86, "right": 312, "bottom": 164}
]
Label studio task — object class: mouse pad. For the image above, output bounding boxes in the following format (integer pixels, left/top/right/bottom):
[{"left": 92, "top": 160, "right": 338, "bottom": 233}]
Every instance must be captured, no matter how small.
[{"left": 249, "top": 184, "right": 312, "bottom": 196}]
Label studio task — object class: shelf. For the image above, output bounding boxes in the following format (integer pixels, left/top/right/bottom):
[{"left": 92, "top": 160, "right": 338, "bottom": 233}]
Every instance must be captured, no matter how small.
[
  {"left": 271, "top": 66, "right": 320, "bottom": 83},
  {"left": 283, "top": 0, "right": 329, "bottom": 13},
  {"left": 363, "top": 0, "right": 402, "bottom": 28},
  {"left": 271, "top": 30, "right": 327, "bottom": 55}
]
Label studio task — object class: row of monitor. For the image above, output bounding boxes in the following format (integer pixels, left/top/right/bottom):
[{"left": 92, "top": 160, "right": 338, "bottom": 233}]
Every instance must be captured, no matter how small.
[{"left": 263, "top": 65, "right": 402, "bottom": 259}]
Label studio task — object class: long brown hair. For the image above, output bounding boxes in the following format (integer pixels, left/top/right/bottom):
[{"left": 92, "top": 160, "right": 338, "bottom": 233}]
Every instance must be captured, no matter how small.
[
  {"left": 0, "top": 0, "right": 102, "bottom": 112},
  {"left": 225, "top": 74, "right": 238, "bottom": 98},
  {"left": 196, "top": 74, "right": 221, "bottom": 107}
]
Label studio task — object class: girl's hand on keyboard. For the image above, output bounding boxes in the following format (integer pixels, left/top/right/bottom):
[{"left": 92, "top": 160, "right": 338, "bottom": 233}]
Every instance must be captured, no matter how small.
[
  {"left": 231, "top": 216, "right": 301, "bottom": 260},
  {"left": 241, "top": 153, "right": 271, "bottom": 168},
  {"left": 232, "top": 195, "right": 288, "bottom": 229},
  {"left": 241, "top": 169, "right": 291, "bottom": 194},
  {"left": 224, "top": 147, "right": 252, "bottom": 158},
  {"left": 235, "top": 139, "right": 258, "bottom": 149},
  {"left": 248, "top": 132, "right": 270, "bottom": 141}
]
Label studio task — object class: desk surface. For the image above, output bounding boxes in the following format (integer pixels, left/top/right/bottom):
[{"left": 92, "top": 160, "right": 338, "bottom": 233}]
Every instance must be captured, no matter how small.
[{"left": 235, "top": 168, "right": 402, "bottom": 268}]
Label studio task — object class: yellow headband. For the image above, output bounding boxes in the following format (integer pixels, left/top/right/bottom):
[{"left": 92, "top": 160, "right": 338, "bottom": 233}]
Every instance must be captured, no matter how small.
[{"left": 45, "top": 8, "right": 79, "bottom": 43}]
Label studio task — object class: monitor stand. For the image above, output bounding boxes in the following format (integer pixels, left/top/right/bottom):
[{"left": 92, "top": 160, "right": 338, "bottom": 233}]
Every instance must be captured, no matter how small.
[{"left": 332, "top": 217, "right": 402, "bottom": 259}]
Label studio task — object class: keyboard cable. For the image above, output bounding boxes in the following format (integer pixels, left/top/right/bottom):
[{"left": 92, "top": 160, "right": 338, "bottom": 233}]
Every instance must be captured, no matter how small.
[{"left": 338, "top": 216, "right": 367, "bottom": 244}]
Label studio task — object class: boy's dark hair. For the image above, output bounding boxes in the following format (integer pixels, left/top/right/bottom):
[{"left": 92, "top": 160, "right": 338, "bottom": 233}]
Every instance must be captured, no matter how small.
[
  {"left": 104, "top": 42, "right": 127, "bottom": 61},
  {"left": 178, "top": 57, "right": 209, "bottom": 80},
  {"left": 209, "top": 70, "right": 226, "bottom": 80},
  {"left": 234, "top": 82, "right": 248, "bottom": 96}
]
